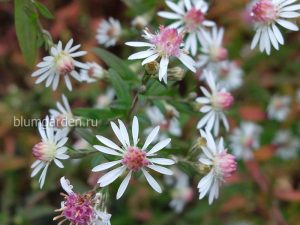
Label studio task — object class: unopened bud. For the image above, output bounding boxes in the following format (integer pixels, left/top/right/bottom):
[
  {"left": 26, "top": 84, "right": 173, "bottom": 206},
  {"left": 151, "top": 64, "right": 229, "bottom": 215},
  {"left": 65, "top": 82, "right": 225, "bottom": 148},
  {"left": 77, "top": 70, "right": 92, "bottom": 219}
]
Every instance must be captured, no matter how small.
[
  {"left": 167, "top": 67, "right": 186, "bottom": 81},
  {"left": 144, "top": 61, "right": 159, "bottom": 75}
]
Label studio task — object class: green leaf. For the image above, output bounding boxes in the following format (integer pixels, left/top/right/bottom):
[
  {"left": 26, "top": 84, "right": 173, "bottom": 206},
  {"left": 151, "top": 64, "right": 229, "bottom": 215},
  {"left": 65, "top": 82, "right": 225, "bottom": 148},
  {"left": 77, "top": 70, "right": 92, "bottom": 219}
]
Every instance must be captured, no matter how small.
[
  {"left": 73, "top": 107, "right": 124, "bottom": 120},
  {"left": 94, "top": 48, "right": 136, "bottom": 81},
  {"left": 15, "top": 0, "right": 39, "bottom": 66},
  {"left": 34, "top": 1, "right": 54, "bottom": 19},
  {"left": 109, "top": 69, "right": 132, "bottom": 108}
]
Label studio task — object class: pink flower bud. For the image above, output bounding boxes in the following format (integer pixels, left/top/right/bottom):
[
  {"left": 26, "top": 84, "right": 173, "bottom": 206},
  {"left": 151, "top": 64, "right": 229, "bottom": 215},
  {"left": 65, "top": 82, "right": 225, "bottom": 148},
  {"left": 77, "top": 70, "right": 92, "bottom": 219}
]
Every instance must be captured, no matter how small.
[
  {"left": 251, "top": 0, "right": 278, "bottom": 24},
  {"left": 215, "top": 92, "right": 234, "bottom": 110},
  {"left": 215, "top": 151, "right": 237, "bottom": 181},
  {"left": 32, "top": 142, "right": 56, "bottom": 162}
]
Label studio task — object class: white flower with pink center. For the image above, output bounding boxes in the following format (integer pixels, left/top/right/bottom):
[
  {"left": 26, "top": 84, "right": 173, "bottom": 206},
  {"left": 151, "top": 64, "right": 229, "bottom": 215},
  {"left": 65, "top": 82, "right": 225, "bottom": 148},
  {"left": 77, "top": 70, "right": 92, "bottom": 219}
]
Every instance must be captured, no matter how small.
[
  {"left": 249, "top": 0, "right": 300, "bottom": 54},
  {"left": 31, "top": 116, "right": 69, "bottom": 188},
  {"left": 126, "top": 26, "right": 196, "bottom": 83},
  {"left": 54, "top": 177, "right": 111, "bottom": 225},
  {"left": 32, "top": 39, "right": 88, "bottom": 91},
  {"left": 49, "top": 94, "right": 73, "bottom": 131},
  {"left": 145, "top": 106, "right": 181, "bottom": 144},
  {"left": 92, "top": 116, "right": 175, "bottom": 199},
  {"left": 198, "top": 129, "right": 237, "bottom": 204},
  {"left": 267, "top": 95, "right": 291, "bottom": 121},
  {"left": 158, "top": 0, "right": 215, "bottom": 55},
  {"left": 196, "top": 26, "right": 228, "bottom": 69},
  {"left": 229, "top": 122, "right": 262, "bottom": 160},
  {"left": 80, "top": 62, "right": 105, "bottom": 83},
  {"left": 196, "top": 70, "right": 234, "bottom": 136},
  {"left": 96, "top": 17, "right": 122, "bottom": 47}
]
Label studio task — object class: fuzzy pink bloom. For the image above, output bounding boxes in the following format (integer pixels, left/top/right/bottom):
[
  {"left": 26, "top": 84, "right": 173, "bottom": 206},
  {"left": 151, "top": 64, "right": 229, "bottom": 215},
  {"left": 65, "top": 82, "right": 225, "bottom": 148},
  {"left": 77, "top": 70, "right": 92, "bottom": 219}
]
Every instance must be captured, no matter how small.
[
  {"left": 251, "top": 0, "right": 278, "bottom": 24},
  {"left": 32, "top": 142, "right": 56, "bottom": 162},
  {"left": 150, "top": 26, "right": 183, "bottom": 57},
  {"left": 215, "top": 92, "right": 234, "bottom": 110},
  {"left": 122, "top": 147, "right": 150, "bottom": 172},
  {"left": 184, "top": 7, "right": 205, "bottom": 31},
  {"left": 62, "top": 193, "right": 95, "bottom": 225},
  {"left": 215, "top": 151, "right": 237, "bottom": 181}
]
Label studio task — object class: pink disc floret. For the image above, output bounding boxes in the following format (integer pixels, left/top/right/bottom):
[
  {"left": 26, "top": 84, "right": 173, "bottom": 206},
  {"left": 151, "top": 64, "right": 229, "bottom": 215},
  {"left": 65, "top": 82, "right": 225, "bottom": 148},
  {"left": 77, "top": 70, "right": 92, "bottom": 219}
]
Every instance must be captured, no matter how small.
[
  {"left": 63, "top": 193, "right": 95, "bottom": 225},
  {"left": 150, "top": 26, "right": 183, "bottom": 57},
  {"left": 32, "top": 141, "right": 56, "bottom": 162},
  {"left": 215, "top": 151, "right": 237, "bottom": 181},
  {"left": 251, "top": 0, "right": 278, "bottom": 24},
  {"left": 122, "top": 146, "right": 149, "bottom": 172},
  {"left": 215, "top": 92, "right": 234, "bottom": 110},
  {"left": 184, "top": 7, "right": 205, "bottom": 31},
  {"left": 57, "top": 54, "right": 75, "bottom": 75}
]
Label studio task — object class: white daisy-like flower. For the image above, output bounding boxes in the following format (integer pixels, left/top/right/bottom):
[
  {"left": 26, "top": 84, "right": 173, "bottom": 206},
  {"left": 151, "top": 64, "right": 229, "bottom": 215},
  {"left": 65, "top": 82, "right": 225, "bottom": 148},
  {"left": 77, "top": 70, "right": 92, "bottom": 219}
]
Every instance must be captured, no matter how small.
[
  {"left": 229, "top": 122, "right": 262, "bottom": 160},
  {"left": 96, "top": 17, "right": 122, "bottom": 47},
  {"left": 80, "top": 62, "right": 105, "bottom": 83},
  {"left": 95, "top": 88, "right": 115, "bottom": 109},
  {"left": 92, "top": 116, "right": 175, "bottom": 199},
  {"left": 273, "top": 130, "right": 300, "bottom": 160},
  {"left": 267, "top": 95, "right": 291, "bottom": 121},
  {"left": 54, "top": 177, "right": 111, "bottom": 225},
  {"left": 196, "top": 70, "right": 234, "bottom": 136},
  {"left": 32, "top": 38, "right": 88, "bottom": 91},
  {"left": 214, "top": 60, "right": 244, "bottom": 91},
  {"left": 250, "top": 0, "right": 300, "bottom": 55},
  {"left": 126, "top": 26, "right": 196, "bottom": 83},
  {"left": 198, "top": 129, "right": 237, "bottom": 204},
  {"left": 49, "top": 94, "right": 73, "bottom": 130},
  {"left": 31, "top": 116, "right": 69, "bottom": 188},
  {"left": 166, "top": 167, "right": 193, "bottom": 213},
  {"left": 196, "top": 26, "right": 228, "bottom": 69},
  {"left": 145, "top": 105, "right": 181, "bottom": 143},
  {"left": 158, "top": 0, "right": 215, "bottom": 56}
]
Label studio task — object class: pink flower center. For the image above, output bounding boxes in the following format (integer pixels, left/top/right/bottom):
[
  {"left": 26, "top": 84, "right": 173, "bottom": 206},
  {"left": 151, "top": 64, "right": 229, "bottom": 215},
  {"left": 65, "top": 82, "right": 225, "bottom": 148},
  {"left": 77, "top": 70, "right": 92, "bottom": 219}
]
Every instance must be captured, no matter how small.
[
  {"left": 63, "top": 193, "right": 94, "bottom": 225},
  {"left": 213, "top": 92, "right": 234, "bottom": 110},
  {"left": 57, "top": 54, "right": 75, "bottom": 75},
  {"left": 215, "top": 151, "right": 237, "bottom": 181},
  {"left": 122, "top": 146, "right": 149, "bottom": 172},
  {"left": 55, "top": 114, "right": 67, "bottom": 128},
  {"left": 32, "top": 141, "right": 56, "bottom": 162},
  {"left": 150, "top": 26, "right": 183, "bottom": 57},
  {"left": 160, "top": 120, "right": 170, "bottom": 131},
  {"left": 209, "top": 46, "right": 228, "bottom": 62},
  {"left": 251, "top": 0, "right": 278, "bottom": 24},
  {"left": 184, "top": 7, "right": 205, "bottom": 32}
]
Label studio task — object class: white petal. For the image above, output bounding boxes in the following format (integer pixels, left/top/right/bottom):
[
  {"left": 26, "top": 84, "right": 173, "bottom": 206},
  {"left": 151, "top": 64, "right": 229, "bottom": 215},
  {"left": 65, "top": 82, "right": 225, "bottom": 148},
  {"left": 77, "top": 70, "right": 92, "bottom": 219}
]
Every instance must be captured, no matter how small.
[
  {"left": 128, "top": 50, "right": 156, "bottom": 60},
  {"left": 98, "top": 166, "right": 126, "bottom": 187},
  {"left": 142, "top": 169, "right": 162, "bottom": 193},
  {"left": 147, "top": 138, "right": 171, "bottom": 155},
  {"left": 94, "top": 145, "right": 123, "bottom": 156},
  {"left": 147, "top": 165, "right": 173, "bottom": 175},
  {"left": 142, "top": 126, "right": 160, "bottom": 150},
  {"left": 150, "top": 158, "right": 175, "bottom": 165},
  {"left": 92, "top": 160, "right": 121, "bottom": 172},
  {"left": 158, "top": 11, "right": 182, "bottom": 19},
  {"left": 125, "top": 42, "right": 153, "bottom": 47},
  {"left": 118, "top": 119, "right": 130, "bottom": 147},
  {"left": 132, "top": 116, "right": 139, "bottom": 146},
  {"left": 159, "top": 57, "right": 169, "bottom": 81},
  {"left": 96, "top": 135, "right": 123, "bottom": 151},
  {"left": 54, "top": 159, "right": 64, "bottom": 168},
  {"left": 60, "top": 176, "right": 73, "bottom": 194},
  {"left": 276, "top": 19, "right": 299, "bottom": 31},
  {"left": 116, "top": 171, "right": 132, "bottom": 199},
  {"left": 178, "top": 53, "right": 196, "bottom": 72}
]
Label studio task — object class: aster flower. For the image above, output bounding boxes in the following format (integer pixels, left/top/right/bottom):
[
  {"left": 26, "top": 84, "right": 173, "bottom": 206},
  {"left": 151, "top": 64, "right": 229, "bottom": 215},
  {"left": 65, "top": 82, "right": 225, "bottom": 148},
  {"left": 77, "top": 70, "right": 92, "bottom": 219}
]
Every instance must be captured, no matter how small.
[
  {"left": 267, "top": 95, "right": 291, "bottom": 121},
  {"left": 49, "top": 94, "right": 73, "bottom": 130},
  {"left": 31, "top": 116, "right": 69, "bottom": 188},
  {"left": 145, "top": 105, "right": 181, "bottom": 143},
  {"left": 96, "top": 17, "right": 122, "bottom": 47},
  {"left": 92, "top": 116, "right": 175, "bottom": 199},
  {"left": 250, "top": 0, "right": 300, "bottom": 54},
  {"left": 272, "top": 130, "right": 300, "bottom": 160},
  {"left": 196, "top": 70, "right": 234, "bottom": 136},
  {"left": 54, "top": 177, "right": 111, "bottom": 225},
  {"left": 196, "top": 26, "right": 228, "bottom": 69},
  {"left": 229, "top": 122, "right": 262, "bottom": 160},
  {"left": 126, "top": 26, "right": 196, "bottom": 83},
  {"left": 80, "top": 62, "right": 106, "bottom": 83},
  {"left": 32, "top": 39, "right": 88, "bottom": 91},
  {"left": 165, "top": 167, "right": 193, "bottom": 213},
  {"left": 197, "top": 129, "right": 237, "bottom": 204},
  {"left": 158, "top": 0, "right": 215, "bottom": 56}
]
